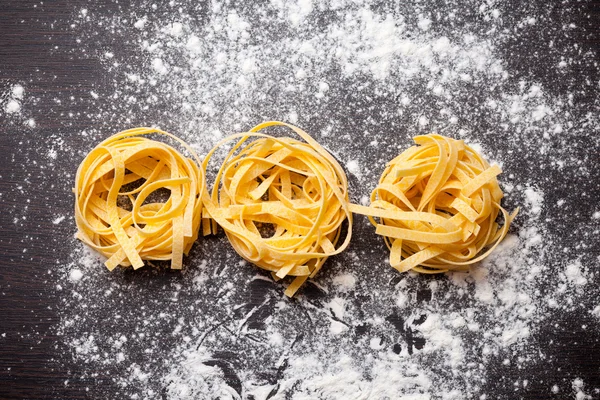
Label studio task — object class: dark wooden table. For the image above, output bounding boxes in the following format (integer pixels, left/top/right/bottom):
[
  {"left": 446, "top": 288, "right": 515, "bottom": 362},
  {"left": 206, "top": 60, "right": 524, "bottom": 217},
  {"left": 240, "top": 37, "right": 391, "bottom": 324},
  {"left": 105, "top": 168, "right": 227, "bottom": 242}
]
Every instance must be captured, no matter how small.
[{"left": 1, "top": 0, "right": 599, "bottom": 399}]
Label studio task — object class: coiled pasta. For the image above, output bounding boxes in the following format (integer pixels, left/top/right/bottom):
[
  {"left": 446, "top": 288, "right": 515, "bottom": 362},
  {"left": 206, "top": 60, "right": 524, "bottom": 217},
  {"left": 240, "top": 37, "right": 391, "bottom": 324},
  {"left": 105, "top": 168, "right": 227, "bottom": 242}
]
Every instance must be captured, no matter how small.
[
  {"left": 201, "top": 121, "right": 352, "bottom": 296},
  {"left": 74, "top": 127, "right": 204, "bottom": 270},
  {"left": 350, "top": 134, "right": 518, "bottom": 273}
]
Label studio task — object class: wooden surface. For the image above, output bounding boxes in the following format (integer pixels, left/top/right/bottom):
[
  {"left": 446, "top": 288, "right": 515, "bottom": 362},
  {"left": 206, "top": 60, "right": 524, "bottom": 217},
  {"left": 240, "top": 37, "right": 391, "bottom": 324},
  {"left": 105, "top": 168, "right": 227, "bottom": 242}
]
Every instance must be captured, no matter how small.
[{"left": 1, "top": 0, "right": 599, "bottom": 399}]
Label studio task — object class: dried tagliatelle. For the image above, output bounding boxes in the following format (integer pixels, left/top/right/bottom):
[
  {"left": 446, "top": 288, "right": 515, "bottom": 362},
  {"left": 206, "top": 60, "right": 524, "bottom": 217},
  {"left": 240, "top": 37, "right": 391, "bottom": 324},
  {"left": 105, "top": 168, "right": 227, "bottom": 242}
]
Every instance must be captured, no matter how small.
[
  {"left": 202, "top": 121, "right": 352, "bottom": 296},
  {"left": 350, "top": 134, "right": 518, "bottom": 273},
  {"left": 74, "top": 127, "right": 204, "bottom": 270}
]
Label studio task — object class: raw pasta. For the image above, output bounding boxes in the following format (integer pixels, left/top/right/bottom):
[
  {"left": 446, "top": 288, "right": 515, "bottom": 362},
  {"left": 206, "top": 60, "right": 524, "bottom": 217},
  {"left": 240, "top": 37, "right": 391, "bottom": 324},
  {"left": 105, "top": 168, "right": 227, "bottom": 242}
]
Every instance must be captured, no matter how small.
[
  {"left": 350, "top": 134, "right": 518, "bottom": 273},
  {"left": 201, "top": 121, "right": 353, "bottom": 296},
  {"left": 74, "top": 127, "right": 204, "bottom": 270},
  {"left": 74, "top": 124, "right": 516, "bottom": 294}
]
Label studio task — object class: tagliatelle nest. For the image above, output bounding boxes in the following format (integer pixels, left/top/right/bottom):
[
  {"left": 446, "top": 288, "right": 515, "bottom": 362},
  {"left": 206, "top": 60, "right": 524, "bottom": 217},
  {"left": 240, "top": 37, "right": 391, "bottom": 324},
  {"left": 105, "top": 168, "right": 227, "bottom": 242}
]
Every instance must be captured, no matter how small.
[
  {"left": 351, "top": 134, "right": 518, "bottom": 273},
  {"left": 202, "top": 121, "right": 353, "bottom": 296},
  {"left": 74, "top": 127, "right": 205, "bottom": 270}
]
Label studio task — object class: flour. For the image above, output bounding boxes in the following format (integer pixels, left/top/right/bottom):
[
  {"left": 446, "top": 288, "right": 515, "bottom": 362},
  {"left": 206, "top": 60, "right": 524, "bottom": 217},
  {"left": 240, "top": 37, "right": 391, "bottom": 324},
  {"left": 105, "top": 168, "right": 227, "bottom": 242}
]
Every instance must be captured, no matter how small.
[
  {"left": 4, "top": 85, "right": 24, "bottom": 114},
  {"left": 69, "top": 269, "right": 83, "bottom": 282},
  {"left": 331, "top": 273, "right": 356, "bottom": 291},
  {"left": 565, "top": 261, "right": 588, "bottom": 286},
  {"left": 329, "top": 320, "right": 348, "bottom": 335},
  {"left": 36, "top": 0, "right": 600, "bottom": 398},
  {"left": 345, "top": 160, "right": 360, "bottom": 177},
  {"left": 11, "top": 84, "right": 24, "bottom": 99},
  {"left": 3, "top": 84, "right": 38, "bottom": 130},
  {"left": 134, "top": 17, "right": 147, "bottom": 30},
  {"left": 573, "top": 378, "right": 592, "bottom": 400},
  {"left": 524, "top": 187, "right": 544, "bottom": 215},
  {"left": 5, "top": 100, "right": 21, "bottom": 114}
]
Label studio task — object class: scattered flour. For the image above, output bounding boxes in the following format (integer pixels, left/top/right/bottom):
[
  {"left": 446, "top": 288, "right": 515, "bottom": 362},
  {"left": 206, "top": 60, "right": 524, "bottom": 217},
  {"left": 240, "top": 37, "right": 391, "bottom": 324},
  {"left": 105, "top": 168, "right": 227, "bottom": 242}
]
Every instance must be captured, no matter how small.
[
  {"left": 68, "top": 268, "right": 83, "bottom": 282},
  {"left": 4, "top": 84, "right": 25, "bottom": 115},
  {"left": 572, "top": 378, "right": 592, "bottom": 400},
  {"left": 5, "top": 99, "right": 21, "bottom": 114},
  {"left": 26, "top": 0, "right": 599, "bottom": 398},
  {"left": 11, "top": 84, "right": 24, "bottom": 99},
  {"left": 565, "top": 261, "right": 588, "bottom": 286},
  {"left": 331, "top": 273, "right": 356, "bottom": 291},
  {"left": 524, "top": 187, "right": 544, "bottom": 215},
  {"left": 133, "top": 17, "right": 147, "bottom": 30},
  {"left": 345, "top": 160, "right": 360, "bottom": 176}
]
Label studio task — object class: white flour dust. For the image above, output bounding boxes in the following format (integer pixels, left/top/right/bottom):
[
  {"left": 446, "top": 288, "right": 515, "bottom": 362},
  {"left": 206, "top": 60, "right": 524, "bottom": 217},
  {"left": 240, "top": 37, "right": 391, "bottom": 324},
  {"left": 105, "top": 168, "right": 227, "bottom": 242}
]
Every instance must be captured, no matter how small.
[
  {"left": 2, "top": 83, "right": 36, "bottom": 127},
  {"left": 17, "top": 0, "right": 598, "bottom": 398}
]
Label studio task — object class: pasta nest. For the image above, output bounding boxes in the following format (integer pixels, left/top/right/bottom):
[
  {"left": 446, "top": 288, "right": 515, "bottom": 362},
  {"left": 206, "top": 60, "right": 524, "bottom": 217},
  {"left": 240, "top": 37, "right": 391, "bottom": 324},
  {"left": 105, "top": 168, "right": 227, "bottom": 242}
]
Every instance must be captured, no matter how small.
[
  {"left": 352, "top": 134, "right": 518, "bottom": 273},
  {"left": 202, "top": 121, "right": 353, "bottom": 296},
  {"left": 74, "top": 127, "right": 204, "bottom": 270}
]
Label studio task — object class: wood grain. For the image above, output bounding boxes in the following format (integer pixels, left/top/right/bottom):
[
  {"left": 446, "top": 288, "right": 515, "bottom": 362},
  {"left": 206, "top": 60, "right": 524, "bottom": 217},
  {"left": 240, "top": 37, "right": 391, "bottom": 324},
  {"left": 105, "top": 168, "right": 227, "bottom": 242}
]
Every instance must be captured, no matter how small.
[{"left": 1, "top": 0, "right": 599, "bottom": 399}]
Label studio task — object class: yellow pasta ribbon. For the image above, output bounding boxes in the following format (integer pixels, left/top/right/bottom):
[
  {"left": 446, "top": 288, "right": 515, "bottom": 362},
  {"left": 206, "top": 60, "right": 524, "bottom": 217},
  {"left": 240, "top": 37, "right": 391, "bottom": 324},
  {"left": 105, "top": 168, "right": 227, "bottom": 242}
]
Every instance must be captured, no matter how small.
[
  {"left": 202, "top": 121, "right": 353, "bottom": 297},
  {"left": 74, "top": 127, "right": 205, "bottom": 270},
  {"left": 74, "top": 124, "right": 517, "bottom": 296},
  {"left": 350, "top": 134, "right": 518, "bottom": 273}
]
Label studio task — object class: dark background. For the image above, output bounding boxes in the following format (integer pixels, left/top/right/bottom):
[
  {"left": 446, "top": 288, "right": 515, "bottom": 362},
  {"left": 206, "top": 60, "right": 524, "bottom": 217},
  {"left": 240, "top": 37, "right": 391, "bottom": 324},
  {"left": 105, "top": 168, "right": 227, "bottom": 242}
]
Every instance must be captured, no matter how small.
[{"left": 1, "top": 0, "right": 599, "bottom": 399}]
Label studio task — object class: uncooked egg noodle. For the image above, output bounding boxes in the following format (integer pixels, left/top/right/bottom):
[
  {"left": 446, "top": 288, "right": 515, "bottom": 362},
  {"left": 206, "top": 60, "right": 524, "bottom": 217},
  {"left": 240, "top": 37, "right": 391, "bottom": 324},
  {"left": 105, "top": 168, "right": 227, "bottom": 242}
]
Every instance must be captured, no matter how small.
[
  {"left": 201, "top": 121, "right": 353, "bottom": 297},
  {"left": 74, "top": 127, "right": 205, "bottom": 271},
  {"left": 348, "top": 133, "right": 518, "bottom": 274},
  {"left": 75, "top": 123, "right": 516, "bottom": 297}
]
